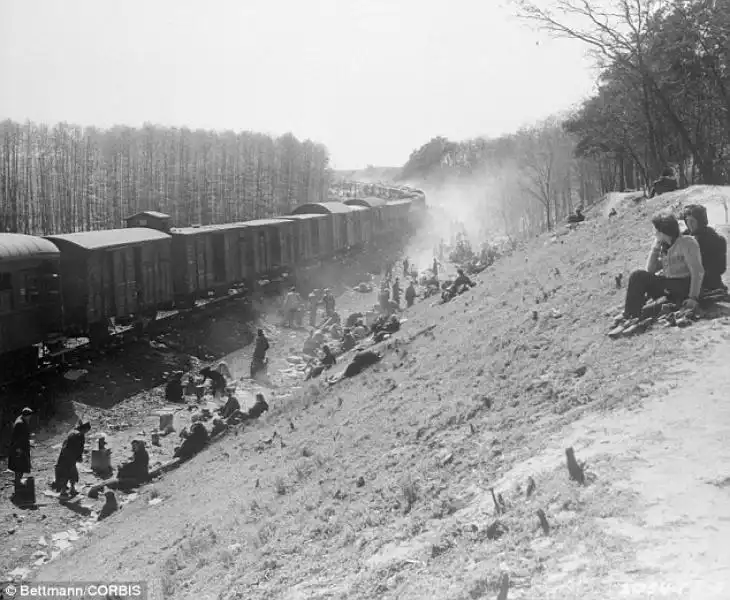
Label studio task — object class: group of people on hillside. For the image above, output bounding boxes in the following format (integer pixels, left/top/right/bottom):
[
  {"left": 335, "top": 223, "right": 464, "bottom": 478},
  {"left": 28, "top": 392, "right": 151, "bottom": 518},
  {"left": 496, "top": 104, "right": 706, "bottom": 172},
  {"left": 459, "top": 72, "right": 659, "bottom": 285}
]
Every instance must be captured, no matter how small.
[
  {"left": 616, "top": 203, "right": 727, "bottom": 327},
  {"left": 7, "top": 407, "right": 151, "bottom": 501}
]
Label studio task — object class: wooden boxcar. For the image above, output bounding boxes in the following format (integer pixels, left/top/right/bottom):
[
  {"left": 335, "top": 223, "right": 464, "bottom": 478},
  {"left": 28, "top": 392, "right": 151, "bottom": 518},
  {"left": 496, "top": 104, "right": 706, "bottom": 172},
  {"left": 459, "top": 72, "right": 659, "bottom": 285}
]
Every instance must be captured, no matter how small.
[
  {"left": 241, "top": 219, "right": 297, "bottom": 277},
  {"left": 275, "top": 213, "right": 330, "bottom": 264},
  {"left": 0, "top": 234, "right": 62, "bottom": 369},
  {"left": 381, "top": 199, "right": 413, "bottom": 234},
  {"left": 169, "top": 223, "right": 249, "bottom": 302},
  {"left": 344, "top": 197, "right": 387, "bottom": 243},
  {"left": 45, "top": 229, "right": 173, "bottom": 338},
  {"left": 290, "top": 202, "right": 358, "bottom": 255}
]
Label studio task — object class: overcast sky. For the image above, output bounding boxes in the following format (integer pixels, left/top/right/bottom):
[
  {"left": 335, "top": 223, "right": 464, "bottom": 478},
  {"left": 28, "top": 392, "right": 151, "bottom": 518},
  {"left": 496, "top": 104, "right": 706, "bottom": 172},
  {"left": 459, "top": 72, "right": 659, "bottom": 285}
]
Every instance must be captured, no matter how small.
[{"left": 0, "top": 0, "right": 596, "bottom": 169}]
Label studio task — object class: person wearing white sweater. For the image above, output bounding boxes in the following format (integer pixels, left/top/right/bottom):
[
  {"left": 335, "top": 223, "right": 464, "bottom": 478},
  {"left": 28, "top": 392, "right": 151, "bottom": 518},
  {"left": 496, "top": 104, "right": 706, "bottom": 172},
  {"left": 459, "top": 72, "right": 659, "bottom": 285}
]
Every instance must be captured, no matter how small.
[{"left": 623, "top": 212, "right": 704, "bottom": 319}]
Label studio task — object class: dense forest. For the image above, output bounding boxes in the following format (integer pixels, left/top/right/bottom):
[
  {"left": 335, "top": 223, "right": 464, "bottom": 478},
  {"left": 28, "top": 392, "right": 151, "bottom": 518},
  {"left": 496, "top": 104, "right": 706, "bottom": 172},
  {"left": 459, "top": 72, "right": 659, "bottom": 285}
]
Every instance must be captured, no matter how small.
[
  {"left": 398, "top": 0, "right": 729, "bottom": 236},
  {"left": 0, "top": 122, "right": 330, "bottom": 235}
]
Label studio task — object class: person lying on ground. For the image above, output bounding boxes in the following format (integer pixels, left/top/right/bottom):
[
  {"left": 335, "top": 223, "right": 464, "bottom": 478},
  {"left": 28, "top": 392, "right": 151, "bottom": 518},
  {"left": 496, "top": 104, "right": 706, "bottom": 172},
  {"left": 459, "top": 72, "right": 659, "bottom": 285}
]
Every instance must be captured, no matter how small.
[
  {"left": 53, "top": 420, "right": 91, "bottom": 497},
  {"left": 567, "top": 207, "right": 585, "bottom": 224},
  {"left": 682, "top": 204, "right": 727, "bottom": 293},
  {"left": 621, "top": 212, "right": 704, "bottom": 320}
]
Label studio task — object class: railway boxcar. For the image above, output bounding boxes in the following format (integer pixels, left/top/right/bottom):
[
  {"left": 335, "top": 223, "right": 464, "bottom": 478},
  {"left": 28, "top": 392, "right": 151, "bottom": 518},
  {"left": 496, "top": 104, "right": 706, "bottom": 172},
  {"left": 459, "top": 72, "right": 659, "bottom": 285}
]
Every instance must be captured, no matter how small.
[
  {"left": 0, "top": 234, "right": 62, "bottom": 372},
  {"left": 381, "top": 199, "right": 413, "bottom": 233},
  {"left": 169, "top": 223, "right": 250, "bottom": 304},
  {"left": 274, "top": 213, "right": 330, "bottom": 264},
  {"left": 290, "top": 202, "right": 358, "bottom": 254},
  {"left": 45, "top": 228, "right": 173, "bottom": 342},
  {"left": 241, "top": 218, "right": 297, "bottom": 278},
  {"left": 344, "top": 197, "right": 387, "bottom": 242}
]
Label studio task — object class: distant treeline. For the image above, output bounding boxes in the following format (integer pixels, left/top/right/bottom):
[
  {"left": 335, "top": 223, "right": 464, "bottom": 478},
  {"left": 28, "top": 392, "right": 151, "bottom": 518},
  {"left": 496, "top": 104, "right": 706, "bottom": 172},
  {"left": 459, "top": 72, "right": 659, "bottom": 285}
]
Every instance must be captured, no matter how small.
[{"left": 0, "top": 121, "right": 331, "bottom": 235}]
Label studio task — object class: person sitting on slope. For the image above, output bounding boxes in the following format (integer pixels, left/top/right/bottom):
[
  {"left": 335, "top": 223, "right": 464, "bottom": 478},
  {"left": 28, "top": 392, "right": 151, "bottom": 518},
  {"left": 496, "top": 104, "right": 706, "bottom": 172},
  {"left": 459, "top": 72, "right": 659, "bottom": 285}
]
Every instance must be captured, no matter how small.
[
  {"left": 682, "top": 204, "right": 727, "bottom": 295},
  {"left": 620, "top": 212, "right": 704, "bottom": 321}
]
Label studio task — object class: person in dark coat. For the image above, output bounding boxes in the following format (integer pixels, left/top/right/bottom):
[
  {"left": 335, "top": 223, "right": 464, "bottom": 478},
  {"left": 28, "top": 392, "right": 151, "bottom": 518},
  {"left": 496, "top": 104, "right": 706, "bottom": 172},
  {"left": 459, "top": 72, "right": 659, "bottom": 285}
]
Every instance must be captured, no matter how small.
[
  {"left": 200, "top": 366, "right": 227, "bottom": 397},
  {"left": 53, "top": 421, "right": 91, "bottom": 497},
  {"left": 9, "top": 407, "right": 33, "bottom": 488},
  {"left": 165, "top": 371, "right": 184, "bottom": 403},
  {"left": 250, "top": 328, "right": 270, "bottom": 379},
  {"left": 117, "top": 440, "right": 150, "bottom": 482},
  {"left": 174, "top": 423, "right": 208, "bottom": 461},
  {"left": 682, "top": 204, "right": 728, "bottom": 292},
  {"left": 405, "top": 281, "right": 417, "bottom": 307},
  {"left": 247, "top": 393, "right": 269, "bottom": 420}
]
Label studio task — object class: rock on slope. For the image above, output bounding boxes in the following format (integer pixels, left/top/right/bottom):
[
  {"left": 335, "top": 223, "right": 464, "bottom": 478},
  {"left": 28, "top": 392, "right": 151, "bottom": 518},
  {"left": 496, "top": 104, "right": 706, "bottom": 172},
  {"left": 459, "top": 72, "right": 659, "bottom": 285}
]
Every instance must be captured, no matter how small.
[{"left": 36, "top": 186, "right": 730, "bottom": 599}]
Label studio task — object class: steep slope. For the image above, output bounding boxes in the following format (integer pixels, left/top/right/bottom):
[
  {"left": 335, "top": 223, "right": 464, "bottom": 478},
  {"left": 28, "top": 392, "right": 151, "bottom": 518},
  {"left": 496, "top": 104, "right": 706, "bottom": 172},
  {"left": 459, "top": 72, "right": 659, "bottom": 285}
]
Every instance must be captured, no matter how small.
[{"left": 35, "top": 186, "right": 730, "bottom": 600}]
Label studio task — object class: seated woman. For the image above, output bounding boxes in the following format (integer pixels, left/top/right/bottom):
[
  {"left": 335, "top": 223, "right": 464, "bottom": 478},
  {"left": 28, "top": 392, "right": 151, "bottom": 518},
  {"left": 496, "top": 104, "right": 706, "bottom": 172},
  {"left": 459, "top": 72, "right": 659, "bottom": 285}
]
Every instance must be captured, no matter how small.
[
  {"left": 117, "top": 440, "right": 150, "bottom": 483},
  {"left": 682, "top": 204, "right": 727, "bottom": 293},
  {"left": 622, "top": 213, "right": 704, "bottom": 321}
]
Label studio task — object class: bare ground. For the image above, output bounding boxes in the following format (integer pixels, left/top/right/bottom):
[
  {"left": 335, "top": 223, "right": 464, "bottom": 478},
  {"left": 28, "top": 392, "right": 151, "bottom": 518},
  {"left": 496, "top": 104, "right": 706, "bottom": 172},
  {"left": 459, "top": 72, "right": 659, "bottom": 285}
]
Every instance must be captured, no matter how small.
[{"left": 9, "top": 186, "right": 730, "bottom": 599}]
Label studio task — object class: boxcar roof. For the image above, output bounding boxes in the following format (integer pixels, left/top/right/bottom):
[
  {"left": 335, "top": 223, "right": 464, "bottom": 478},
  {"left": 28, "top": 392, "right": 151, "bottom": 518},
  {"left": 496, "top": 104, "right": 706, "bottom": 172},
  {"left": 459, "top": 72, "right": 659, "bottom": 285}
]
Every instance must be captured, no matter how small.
[
  {"left": 125, "top": 210, "right": 170, "bottom": 220},
  {"left": 244, "top": 219, "right": 291, "bottom": 227},
  {"left": 344, "top": 197, "right": 386, "bottom": 208},
  {"left": 276, "top": 214, "right": 328, "bottom": 221},
  {"left": 171, "top": 223, "right": 248, "bottom": 236},
  {"left": 45, "top": 228, "right": 171, "bottom": 250},
  {"left": 0, "top": 233, "right": 60, "bottom": 261},
  {"left": 291, "top": 202, "right": 355, "bottom": 215},
  {"left": 385, "top": 200, "right": 413, "bottom": 207}
]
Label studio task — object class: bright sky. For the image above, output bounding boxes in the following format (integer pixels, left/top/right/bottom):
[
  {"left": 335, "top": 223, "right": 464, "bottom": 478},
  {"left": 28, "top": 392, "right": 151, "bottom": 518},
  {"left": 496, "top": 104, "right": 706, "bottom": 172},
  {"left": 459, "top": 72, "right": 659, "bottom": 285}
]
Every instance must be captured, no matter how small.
[{"left": 0, "top": 0, "right": 596, "bottom": 169}]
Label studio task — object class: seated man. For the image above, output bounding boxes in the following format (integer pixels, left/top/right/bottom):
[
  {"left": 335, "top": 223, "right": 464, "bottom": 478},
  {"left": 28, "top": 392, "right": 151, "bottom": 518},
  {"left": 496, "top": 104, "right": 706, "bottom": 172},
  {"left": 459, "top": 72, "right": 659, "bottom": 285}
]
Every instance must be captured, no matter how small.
[
  {"left": 452, "top": 268, "right": 475, "bottom": 293},
  {"left": 200, "top": 366, "right": 227, "bottom": 397},
  {"left": 620, "top": 213, "right": 704, "bottom": 321},
  {"left": 682, "top": 204, "right": 727, "bottom": 293}
]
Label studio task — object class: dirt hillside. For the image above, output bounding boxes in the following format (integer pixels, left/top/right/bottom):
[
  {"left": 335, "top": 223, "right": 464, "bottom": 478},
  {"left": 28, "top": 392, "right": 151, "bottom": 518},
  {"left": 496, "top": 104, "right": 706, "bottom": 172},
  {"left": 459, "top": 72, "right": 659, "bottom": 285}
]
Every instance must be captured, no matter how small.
[{"left": 32, "top": 185, "right": 730, "bottom": 599}]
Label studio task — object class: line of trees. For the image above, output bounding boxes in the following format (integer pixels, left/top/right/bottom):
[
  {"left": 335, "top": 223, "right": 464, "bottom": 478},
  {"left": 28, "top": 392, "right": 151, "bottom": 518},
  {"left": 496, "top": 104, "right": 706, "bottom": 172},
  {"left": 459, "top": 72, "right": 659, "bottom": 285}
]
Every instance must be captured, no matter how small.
[
  {"left": 0, "top": 121, "right": 331, "bottom": 235},
  {"left": 522, "top": 0, "right": 730, "bottom": 188}
]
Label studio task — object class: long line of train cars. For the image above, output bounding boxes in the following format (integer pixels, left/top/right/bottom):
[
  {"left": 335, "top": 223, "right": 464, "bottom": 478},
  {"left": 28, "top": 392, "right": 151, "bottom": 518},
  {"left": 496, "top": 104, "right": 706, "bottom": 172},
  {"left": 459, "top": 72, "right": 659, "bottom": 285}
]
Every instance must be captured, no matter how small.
[{"left": 0, "top": 192, "right": 426, "bottom": 375}]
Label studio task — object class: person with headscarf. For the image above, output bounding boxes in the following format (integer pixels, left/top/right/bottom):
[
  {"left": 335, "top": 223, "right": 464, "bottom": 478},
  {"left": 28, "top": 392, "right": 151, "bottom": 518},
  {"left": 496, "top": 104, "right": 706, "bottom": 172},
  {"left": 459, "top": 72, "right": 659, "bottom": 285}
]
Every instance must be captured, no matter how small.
[
  {"left": 53, "top": 420, "right": 91, "bottom": 497},
  {"left": 117, "top": 440, "right": 150, "bottom": 482},
  {"left": 682, "top": 204, "right": 727, "bottom": 293},
  {"left": 621, "top": 212, "right": 704, "bottom": 320},
  {"left": 9, "top": 407, "right": 33, "bottom": 488}
]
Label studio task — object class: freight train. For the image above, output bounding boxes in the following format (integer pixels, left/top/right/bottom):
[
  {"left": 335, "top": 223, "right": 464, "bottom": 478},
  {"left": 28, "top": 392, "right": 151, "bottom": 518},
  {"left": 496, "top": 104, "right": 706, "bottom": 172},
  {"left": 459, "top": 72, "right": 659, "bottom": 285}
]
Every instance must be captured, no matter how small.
[{"left": 0, "top": 194, "right": 426, "bottom": 376}]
